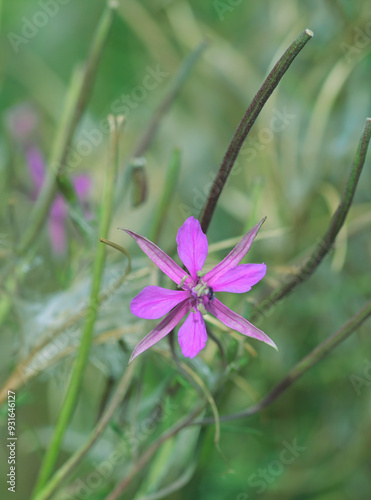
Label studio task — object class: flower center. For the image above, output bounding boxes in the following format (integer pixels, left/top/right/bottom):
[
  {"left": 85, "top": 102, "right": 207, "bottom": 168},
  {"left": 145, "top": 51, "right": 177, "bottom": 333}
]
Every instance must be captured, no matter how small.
[
  {"left": 192, "top": 282, "right": 209, "bottom": 298},
  {"left": 189, "top": 280, "right": 213, "bottom": 315}
]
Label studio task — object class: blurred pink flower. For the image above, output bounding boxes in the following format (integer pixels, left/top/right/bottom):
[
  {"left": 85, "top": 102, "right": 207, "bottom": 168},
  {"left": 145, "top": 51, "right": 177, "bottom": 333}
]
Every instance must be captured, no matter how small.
[
  {"left": 27, "top": 149, "right": 92, "bottom": 256},
  {"left": 123, "top": 217, "right": 276, "bottom": 362},
  {"left": 6, "top": 103, "right": 92, "bottom": 255}
]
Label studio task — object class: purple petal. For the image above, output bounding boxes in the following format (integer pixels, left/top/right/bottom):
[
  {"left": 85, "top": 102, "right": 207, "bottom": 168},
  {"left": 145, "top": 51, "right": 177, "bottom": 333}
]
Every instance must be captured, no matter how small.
[
  {"left": 73, "top": 174, "right": 91, "bottom": 200},
  {"left": 123, "top": 229, "right": 191, "bottom": 286},
  {"left": 204, "top": 218, "right": 266, "bottom": 287},
  {"left": 176, "top": 217, "right": 208, "bottom": 281},
  {"left": 206, "top": 298, "right": 277, "bottom": 349},
  {"left": 130, "top": 286, "right": 189, "bottom": 319},
  {"left": 178, "top": 309, "right": 208, "bottom": 358},
  {"left": 73, "top": 174, "right": 93, "bottom": 219},
  {"left": 50, "top": 194, "right": 67, "bottom": 219},
  {"left": 49, "top": 197, "right": 68, "bottom": 254},
  {"left": 129, "top": 299, "right": 190, "bottom": 362},
  {"left": 48, "top": 213, "right": 67, "bottom": 255},
  {"left": 26, "top": 145, "right": 46, "bottom": 194},
  {"left": 212, "top": 263, "right": 267, "bottom": 293}
]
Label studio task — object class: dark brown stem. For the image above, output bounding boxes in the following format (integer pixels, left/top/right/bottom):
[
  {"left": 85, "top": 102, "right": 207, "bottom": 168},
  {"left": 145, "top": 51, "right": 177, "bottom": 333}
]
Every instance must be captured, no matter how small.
[
  {"left": 251, "top": 117, "right": 371, "bottom": 322},
  {"left": 199, "top": 29, "right": 314, "bottom": 233}
]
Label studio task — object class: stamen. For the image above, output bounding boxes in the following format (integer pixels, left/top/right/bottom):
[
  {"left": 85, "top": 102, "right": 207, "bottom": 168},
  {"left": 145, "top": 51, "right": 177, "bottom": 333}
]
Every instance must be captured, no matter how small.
[
  {"left": 197, "top": 284, "right": 208, "bottom": 297},
  {"left": 177, "top": 275, "right": 189, "bottom": 289},
  {"left": 197, "top": 303, "right": 207, "bottom": 315},
  {"left": 192, "top": 283, "right": 210, "bottom": 297}
]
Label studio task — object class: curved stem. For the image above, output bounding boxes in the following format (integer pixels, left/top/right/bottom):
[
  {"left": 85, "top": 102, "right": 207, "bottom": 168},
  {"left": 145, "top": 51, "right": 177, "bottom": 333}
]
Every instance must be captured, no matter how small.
[
  {"left": 251, "top": 117, "right": 371, "bottom": 322},
  {"left": 199, "top": 29, "right": 314, "bottom": 233},
  {"left": 193, "top": 298, "right": 371, "bottom": 425}
]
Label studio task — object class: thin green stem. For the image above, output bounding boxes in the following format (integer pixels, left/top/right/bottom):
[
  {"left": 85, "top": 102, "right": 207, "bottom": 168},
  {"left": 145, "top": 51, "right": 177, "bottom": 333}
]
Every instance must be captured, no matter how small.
[
  {"left": 199, "top": 29, "right": 314, "bottom": 233},
  {"left": 251, "top": 117, "right": 371, "bottom": 322},
  {"left": 206, "top": 325, "right": 227, "bottom": 370},
  {"left": 99, "top": 238, "right": 132, "bottom": 259},
  {"left": 32, "top": 115, "right": 124, "bottom": 495},
  {"left": 130, "top": 160, "right": 148, "bottom": 207},
  {"left": 17, "top": 2, "right": 117, "bottom": 256},
  {"left": 193, "top": 297, "right": 371, "bottom": 425},
  {"left": 33, "top": 364, "right": 135, "bottom": 500}
]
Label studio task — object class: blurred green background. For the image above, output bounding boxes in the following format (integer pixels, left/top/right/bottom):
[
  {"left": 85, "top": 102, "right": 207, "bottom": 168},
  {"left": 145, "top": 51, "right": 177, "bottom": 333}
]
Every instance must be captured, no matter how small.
[{"left": 0, "top": 0, "right": 370, "bottom": 499}]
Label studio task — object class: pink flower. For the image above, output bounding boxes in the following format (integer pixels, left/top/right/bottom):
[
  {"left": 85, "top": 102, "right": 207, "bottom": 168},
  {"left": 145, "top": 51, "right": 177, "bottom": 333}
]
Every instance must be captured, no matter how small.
[
  {"left": 6, "top": 103, "right": 92, "bottom": 255},
  {"left": 27, "top": 146, "right": 92, "bottom": 256},
  {"left": 123, "top": 217, "right": 277, "bottom": 362}
]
